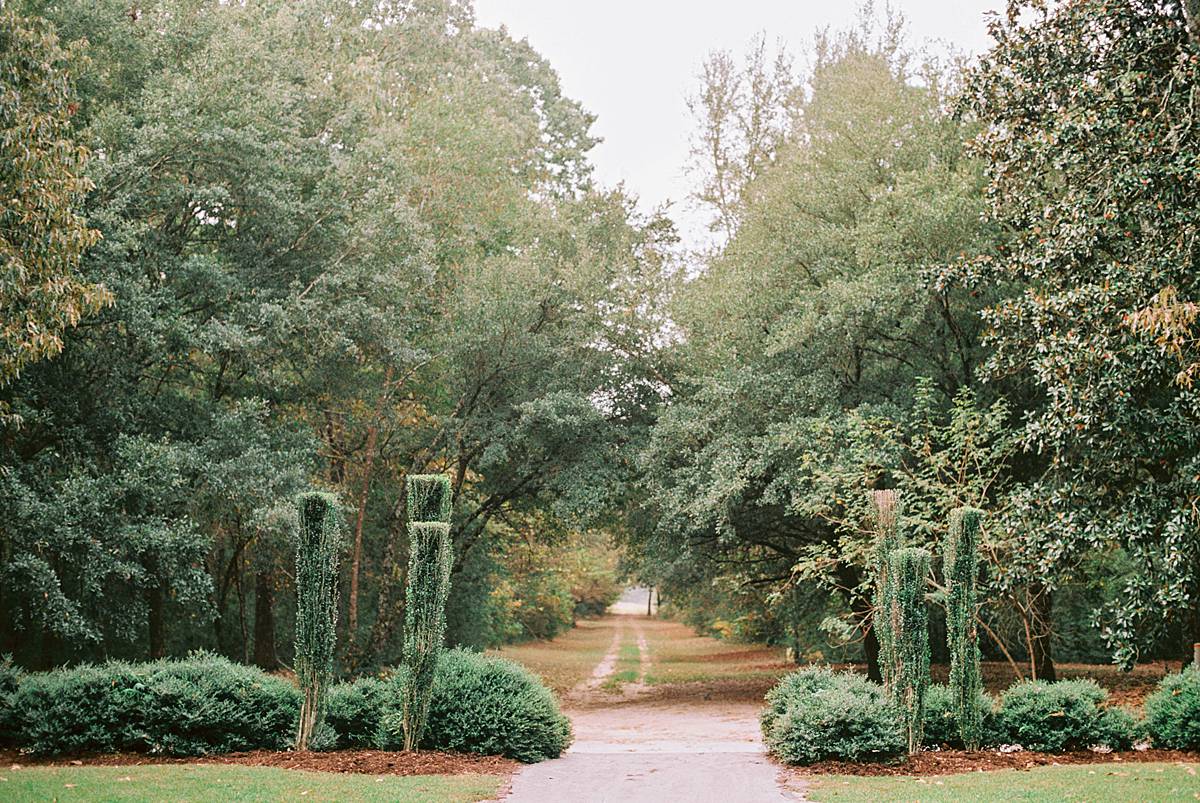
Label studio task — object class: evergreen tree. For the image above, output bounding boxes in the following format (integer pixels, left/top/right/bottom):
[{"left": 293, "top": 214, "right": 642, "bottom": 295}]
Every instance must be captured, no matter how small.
[
  {"left": 945, "top": 507, "right": 983, "bottom": 750},
  {"left": 889, "top": 547, "right": 930, "bottom": 754},
  {"left": 871, "top": 489, "right": 902, "bottom": 689},
  {"left": 293, "top": 492, "right": 342, "bottom": 751}
]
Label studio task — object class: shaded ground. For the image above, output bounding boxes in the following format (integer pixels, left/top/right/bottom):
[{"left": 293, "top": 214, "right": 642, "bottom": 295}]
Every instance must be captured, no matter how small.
[{"left": 787, "top": 747, "right": 1200, "bottom": 777}]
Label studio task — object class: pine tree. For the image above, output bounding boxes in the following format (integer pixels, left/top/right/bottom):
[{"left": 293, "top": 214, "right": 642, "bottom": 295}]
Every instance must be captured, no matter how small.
[
  {"left": 293, "top": 492, "right": 342, "bottom": 750},
  {"left": 946, "top": 507, "right": 984, "bottom": 750},
  {"left": 401, "top": 474, "right": 453, "bottom": 751}
]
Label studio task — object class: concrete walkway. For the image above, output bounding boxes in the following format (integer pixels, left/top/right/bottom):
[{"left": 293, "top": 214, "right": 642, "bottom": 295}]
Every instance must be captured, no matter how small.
[{"left": 501, "top": 612, "right": 801, "bottom": 802}]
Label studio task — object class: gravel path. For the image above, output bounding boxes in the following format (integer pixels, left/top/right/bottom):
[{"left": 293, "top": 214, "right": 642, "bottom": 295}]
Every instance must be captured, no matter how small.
[{"left": 502, "top": 613, "right": 804, "bottom": 802}]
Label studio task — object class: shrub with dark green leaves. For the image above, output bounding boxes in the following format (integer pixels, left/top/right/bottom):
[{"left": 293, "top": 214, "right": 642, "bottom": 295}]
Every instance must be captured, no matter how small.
[
  {"left": 889, "top": 547, "right": 930, "bottom": 753},
  {"left": 324, "top": 677, "right": 392, "bottom": 750},
  {"left": 762, "top": 666, "right": 906, "bottom": 765},
  {"left": 997, "top": 679, "right": 1134, "bottom": 752},
  {"left": 945, "top": 506, "right": 984, "bottom": 750},
  {"left": 292, "top": 491, "right": 343, "bottom": 751},
  {"left": 421, "top": 649, "right": 571, "bottom": 762},
  {"left": 1145, "top": 665, "right": 1200, "bottom": 749},
  {"left": 0, "top": 654, "right": 22, "bottom": 747},
  {"left": 922, "top": 683, "right": 999, "bottom": 748},
  {"left": 10, "top": 652, "right": 300, "bottom": 755}
]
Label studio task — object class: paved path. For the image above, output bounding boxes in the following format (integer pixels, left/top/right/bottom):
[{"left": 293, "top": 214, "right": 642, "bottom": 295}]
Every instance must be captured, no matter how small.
[{"left": 502, "top": 613, "right": 802, "bottom": 803}]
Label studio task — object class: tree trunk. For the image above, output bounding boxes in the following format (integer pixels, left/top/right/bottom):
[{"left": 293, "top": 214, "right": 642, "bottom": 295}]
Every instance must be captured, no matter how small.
[
  {"left": 146, "top": 584, "right": 166, "bottom": 660},
  {"left": 253, "top": 569, "right": 279, "bottom": 670},
  {"left": 348, "top": 367, "right": 393, "bottom": 638},
  {"left": 1029, "top": 584, "right": 1055, "bottom": 682}
]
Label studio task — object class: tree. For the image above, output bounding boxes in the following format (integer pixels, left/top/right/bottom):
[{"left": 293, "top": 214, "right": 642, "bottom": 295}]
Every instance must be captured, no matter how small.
[
  {"left": 401, "top": 474, "right": 453, "bottom": 751},
  {"left": 945, "top": 506, "right": 983, "bottom": 750},
  {"left": 0, "top": 8, "right": 108, "bottom": 387},
  {"left": 888, "top": 547, "right": 930, "bottom": 754},
  {"left": 961, "top": 0, "right": 1200, "bottom": 667},
  {"left": 293, "top": 491, "right": 342, "bottom": 751}
]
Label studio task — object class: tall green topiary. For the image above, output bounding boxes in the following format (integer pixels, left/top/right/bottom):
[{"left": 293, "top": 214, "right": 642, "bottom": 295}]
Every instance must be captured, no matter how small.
[
  {"left": 889, "top": 546, "right": 930, "bottom": 754},
  {"left": 945, "top": 506, "right": 984, "bottom": 750},
  {"left": 871, "top": 490, "right": 902, "bottom": 688},
  {"left": 401, "top": 474, "right": 453, "bottom": 751},
  {"left": 292, "top": 492, "right": 343, "bottom": 751}
]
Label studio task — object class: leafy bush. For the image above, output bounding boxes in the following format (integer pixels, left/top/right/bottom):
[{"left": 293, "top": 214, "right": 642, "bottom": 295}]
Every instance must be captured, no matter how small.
[
  {"left": 422, "top": 649, "right": 571, "bottom": 762},
  {"left": 10, "top": 652, "right": 300, "bottom": 755},
  {"left": 997, "top": 679, "right": 1134, "bottom": 752},
  {"left": 762, "top": 666, "right": 906, "bottom": 765},
  {"left": 1145, "top": 665, "right": 1200, "bottom": 749},
  {"left": 0, "top": 654, "right": 22, "bottom": 747},
  {"left": 923, "top": 683, "right": 999, "bottom": 748},
  {"left": 324, "top": 677, "right": 392, "bottom": 749}
]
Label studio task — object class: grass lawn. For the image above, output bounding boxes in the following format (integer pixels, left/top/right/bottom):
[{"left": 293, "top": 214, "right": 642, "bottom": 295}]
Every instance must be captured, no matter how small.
[
  {"left": 806, "top": 762, "right": 1200, "bottom": 802},
  {"left": 0, "top": 765, "right": 504, "bottom": 803},
  {"left": 638, "top": 618, "right": 790, "bottom": 687},
  {"left": 602, "top": 641, "right": 642, "bottom": 690},
  {"left": 490, "top": 618, "right": 615, "bottom": 694}
]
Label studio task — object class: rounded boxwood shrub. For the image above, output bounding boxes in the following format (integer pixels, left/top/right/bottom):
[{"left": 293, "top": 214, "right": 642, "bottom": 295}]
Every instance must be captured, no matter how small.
[
  {"left": 997, "top": 679, "right": 1134, "bottom": 752},
  {"left": 421, "top": 649, "right": 571, "bottom": 762},
  {"left": 11, "top": 652, "right": 300, "bottom": 755},
  {"left": 1145, "top": 665, "right": 1200, "bottom": 749},
  {"left": 324, "top": 677, "right": 392, "bottom": 749},
  {"left": 922, "top": 683, "right": 999, "bottom": 749},
  {"left": 0, "top": 654, "right": 22, "bottom": 747},
  {"left": 762, "top": 666, "right": 906, "bottom": 765}
]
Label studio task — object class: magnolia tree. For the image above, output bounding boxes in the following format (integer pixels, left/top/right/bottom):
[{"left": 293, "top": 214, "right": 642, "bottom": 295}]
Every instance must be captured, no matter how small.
[
  {"left": 401, "top": 474, "right": 453, "bottom": 751},
  {"left": 293, "top": 492, "right": 342, "bottom": 750}
]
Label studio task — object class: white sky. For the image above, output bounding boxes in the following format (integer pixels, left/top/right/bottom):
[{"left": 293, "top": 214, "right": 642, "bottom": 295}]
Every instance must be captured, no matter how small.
[{"left": 472, "top": 1, "right": 1004, "bottom": 251}]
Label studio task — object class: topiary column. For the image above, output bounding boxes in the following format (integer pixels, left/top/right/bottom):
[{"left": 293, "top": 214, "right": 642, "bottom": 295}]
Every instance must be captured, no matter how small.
[
  {"left": 871, "top": 489, "right": 902, "bottom": 688},
  {"left": 889, "top": 546, "right": 930, "bottom": 754},
  {"left": 293, "top": 491, "right": 343, "bottom": 751},
  {"left": 945, "top": 506, "right": 984, "bottom": 750},
  {"left": 401, "top": 474, "right": 453, "bottom": 751}
]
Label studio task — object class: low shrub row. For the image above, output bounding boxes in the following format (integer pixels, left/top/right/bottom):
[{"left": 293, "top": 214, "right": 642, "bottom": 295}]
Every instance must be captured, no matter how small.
[
  {"left": 764, "top": 665, "right": 1200, "bottom": 765},
  {"left": 2, "top": 649, "right": 570, "bottom": 762}
]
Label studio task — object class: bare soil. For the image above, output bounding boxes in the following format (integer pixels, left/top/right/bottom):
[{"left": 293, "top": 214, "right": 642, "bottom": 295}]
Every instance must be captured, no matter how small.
[{"left": 0, "top": 748, "right": 518, "bottom": 777}]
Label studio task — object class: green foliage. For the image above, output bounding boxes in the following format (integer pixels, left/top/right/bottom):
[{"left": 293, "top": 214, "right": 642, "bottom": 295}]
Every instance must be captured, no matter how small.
[
  {"left": 0, "top": 654, "right": 22, "bottom": 746},
  {"left": 402, "top": 515, "right": 453, "bottom": 751},
  {"left": 293, "top": 492, "right": 342, "bottom": 750},
  {"left": 406, "top": 475, "right": 452, "bottom": 525},
  {"left": 422, "top": 649, "right": 571, "bottom": 763},
  {"left": 0, "top": 7, "right": 108, "bottom": 386},
  {"left": 945, "top": 507, "right": 983, "bottom": 749},
  {"left": 761, "top": 666, "right": 906, "bottom": 765},
  {"left": 324, "top": 677, "right": 391, "bottom": 750},
  {"left": 888, "top": 547, "right": 930, "bottom": 753},
  {"left": 8, "top": 653, "right": 299, "bottom": 755},
  {"left": 997, "top": 679, "right": 1135, "bottom": 752},
  {"left": 1145, "top": 665, "right": 1200, "bottom": 750},
  {"left": 922, "top": 683, "right": 998, "bottom": 749},
  {"left": 871, "top": 489, "right": 902, "bottom": 688}
]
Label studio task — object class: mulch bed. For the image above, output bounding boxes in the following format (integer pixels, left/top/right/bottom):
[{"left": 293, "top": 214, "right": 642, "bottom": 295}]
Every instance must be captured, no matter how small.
[
  {"left": 0, "top": 749, "right": 519, "bottom": 777},
  {"left": 788, "top": 748, "right": 1200, "bottom": 777}
]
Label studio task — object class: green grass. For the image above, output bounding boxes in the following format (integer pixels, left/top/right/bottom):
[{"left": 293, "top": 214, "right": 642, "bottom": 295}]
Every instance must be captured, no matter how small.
[
  {"left": 601, "top": 639, "right": 642, "bottom": 690},
  {"left": 806, "top": 762, "right": 1200, "bottom": 802},
  {"left": 0, "top": 765, "right": 504, "bottom": 803}
]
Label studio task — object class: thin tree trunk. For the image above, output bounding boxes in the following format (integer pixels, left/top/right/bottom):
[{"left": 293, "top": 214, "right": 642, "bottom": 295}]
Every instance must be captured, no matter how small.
[
  {"left": 253, "top": 569, "right": 279, "bottom": 670},
  {"left": 146, "top": 584, "right": 166, "bottom": 659},
  {"left": 1029, "top": 584, "right": 1056, "bottom": 682},
  {"left": 348, "top": 366, "right": 394, "bottom": 638}
]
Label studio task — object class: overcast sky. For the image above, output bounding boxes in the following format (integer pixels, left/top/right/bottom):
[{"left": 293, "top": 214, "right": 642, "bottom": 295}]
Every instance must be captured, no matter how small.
[{"left": 472, "top": 1, "right": 1005, "bottom": 250}]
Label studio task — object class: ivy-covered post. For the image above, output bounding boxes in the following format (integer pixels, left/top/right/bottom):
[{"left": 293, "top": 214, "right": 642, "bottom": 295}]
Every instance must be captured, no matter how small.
[
  {"left": 871, "top": 489, "right": 902, "bottom": 688},
  {"left": 890, "top": 546, "right": 930, "bottom": 754},
  {"left": 293, "top": 492, "right": 343, "bottom": 751},
  {"left": 945, "top": 506, "right": 984, "bottom": 750},
  {"left": 401, "top": 474, "right": 453, "bottom": 752}
]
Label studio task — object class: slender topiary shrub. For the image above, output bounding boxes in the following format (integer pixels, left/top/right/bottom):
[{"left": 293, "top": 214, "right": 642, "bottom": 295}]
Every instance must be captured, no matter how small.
[
  {"left": 1144, "top": 665, "right": 1200, "bottom": 749},
  {"left": 761, "top": 666, "right": 906, "bottom": 765},
  {"left": 889, "top": 546, "right": 930, "bottom": 753},
  {"left": 871, "top": 489, "right": 902, "bottom": 689},
  {"left": 401, "top": 474, "right": 453, "bottom": 751},
  {"left": 945, "top": 506, "right": 984, "bottom": 750},
  {"left": 293, "top": 491, "right": 343, "bottom": 751},
  {"left": 997, "top": 679, "right": 1135, "bottom": 752}
]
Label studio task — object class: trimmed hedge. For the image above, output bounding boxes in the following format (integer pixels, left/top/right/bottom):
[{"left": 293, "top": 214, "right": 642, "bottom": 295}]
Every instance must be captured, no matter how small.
[
  {"left": 762, "top": 666, "right": 906, "bottom": 765},
  {"left": 922, "top": 683, "right": 999, "bottom": 748},
  {"left": 0, "top": 654, "right": 21, "bottom": 747},
  {"left": 324, "top": 677, "right": 392, "bottom": 750},
  {"left": 1145, "top": 665, "right": 1200, "bottom": 749},
  {"left": 997, "top": 679, "right": 1134, "bottom": 752},
  {"left": 422, "top": 649, "right": 571, "bottom": 762},
  {"left": 9, "top": 652, "right": 300, "bottom": 755}
]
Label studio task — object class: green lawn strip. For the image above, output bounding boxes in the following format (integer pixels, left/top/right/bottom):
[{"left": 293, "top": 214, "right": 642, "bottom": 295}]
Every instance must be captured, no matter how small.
[
  {"left": 0, "top": 765, "right": 503, "bottom": 803},
  {"left": 806, "top": 761, "right": 1200, "bottom": 802},
  {"left": 601, "top": 640, "right": 641, "bottom": 690}
]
